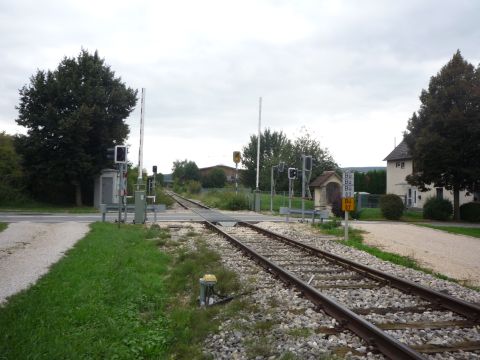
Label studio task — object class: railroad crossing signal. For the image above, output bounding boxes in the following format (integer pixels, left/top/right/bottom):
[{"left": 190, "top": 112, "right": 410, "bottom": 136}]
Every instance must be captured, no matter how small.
[
  {"left": 288, "top": 168, "right": 298, "bottom": 180},
  {"left": 304, "top": 156, "right": 313, "bottom": 171},
  {"left": 106, "top": 147, "right": 115, "bottom": 161},
  {"left": 115, "top": 145, "right": 127, "bottom": 164},
  {"left": 233, "top": 151, "right": 241, "bottom": 164}
]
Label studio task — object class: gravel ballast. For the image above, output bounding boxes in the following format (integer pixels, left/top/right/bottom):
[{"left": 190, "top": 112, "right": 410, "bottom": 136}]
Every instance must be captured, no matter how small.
[{"left": 192, "top": 221, "right": 480, "bottom": 359}]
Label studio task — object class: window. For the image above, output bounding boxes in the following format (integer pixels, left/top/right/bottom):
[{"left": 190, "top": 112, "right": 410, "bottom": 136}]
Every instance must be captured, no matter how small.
[
  {"left": 396, "top": 161, "right": 405, "bottom": 168},
  {"left": 436, "top": 188, "right": 443, "bottom": 199},
  {"left": 401, "top": 162, "right": 405, "bottom": 169}
]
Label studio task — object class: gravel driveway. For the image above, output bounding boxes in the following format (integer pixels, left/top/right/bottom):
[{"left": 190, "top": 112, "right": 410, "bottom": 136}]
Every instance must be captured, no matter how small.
[
  {"left": 351, "top": 222, "right": 480, "bottom": 286},
  {"left": 0, "top": 222, "right": 90, "bottom": 305}
]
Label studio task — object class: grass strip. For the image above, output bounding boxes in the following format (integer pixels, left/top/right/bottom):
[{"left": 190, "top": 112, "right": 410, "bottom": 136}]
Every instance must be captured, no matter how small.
[
  {"left": 417, "top": 224, "right": 480, "bottom": 239},
  {"left": 0, "top": 223, "right": 7, "bottom": 232},
  {"left": 314, "top": 224, "right": 454, "bottom": 282},
  {"left": 0, "top": 205, "right": 96, "bottom": 213},
  {"left": 0, "top": 222, "right": 242, "bottom": 359},
  {"left": 356, "top": 208, "right": 423, "bottom": 222}
]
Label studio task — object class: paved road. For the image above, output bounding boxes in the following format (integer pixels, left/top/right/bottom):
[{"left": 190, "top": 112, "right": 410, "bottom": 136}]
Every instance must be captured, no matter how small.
[{"left": 0, "top": 210, "right": 284, "bottom": 223}]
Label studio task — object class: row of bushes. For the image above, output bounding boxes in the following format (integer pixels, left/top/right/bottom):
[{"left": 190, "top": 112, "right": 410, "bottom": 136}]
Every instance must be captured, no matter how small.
[{"left": 379, "top": 194, "right": 480, "bottom": 222}]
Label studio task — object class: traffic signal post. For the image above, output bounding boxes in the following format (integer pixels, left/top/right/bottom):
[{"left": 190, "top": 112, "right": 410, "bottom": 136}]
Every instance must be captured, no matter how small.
[
  {"left": 301, "top": 155, "right": 313, "bottom": 222},
  {"left": 287, "top": 167, "right": 298, "bottom": 222},
  {"left": 113, "top": 145, "right": 128, "bottom": 227}
]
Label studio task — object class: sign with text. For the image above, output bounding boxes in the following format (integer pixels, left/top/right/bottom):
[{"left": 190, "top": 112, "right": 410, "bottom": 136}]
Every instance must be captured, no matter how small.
[
  {"left": 342, "top": 197, "right": 355, "bottom": 212},
  {"left": 342, "top": 171, "right": 354, "bottom": 198}
]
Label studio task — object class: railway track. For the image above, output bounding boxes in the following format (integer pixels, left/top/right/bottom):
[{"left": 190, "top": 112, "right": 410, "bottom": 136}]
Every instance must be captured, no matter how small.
[{"left": 167, "top": 192, "right": 480, "bottom": 359}]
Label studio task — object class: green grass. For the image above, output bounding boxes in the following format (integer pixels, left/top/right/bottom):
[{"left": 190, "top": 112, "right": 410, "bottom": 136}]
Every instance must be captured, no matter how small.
[
  {"left": 194, "top": 190, "right": 314, "bottom": 212},
  {"left": 417, "top": 224, "right": 480, "bottom": 239},
  {"left": 0, "top": 223, "right": 7, "bottom": 232},
  {"left": 259, "top": 193, "right": 314, "bottom": 212},
  {"left": 356, "top": 207, "right": 423, "bottom": 222},
  {"left": 0, "top": 202, "right": 97, "bottom": 213},
  {"left": 0, "top": 222, "right": 242, "bottom": 359}
]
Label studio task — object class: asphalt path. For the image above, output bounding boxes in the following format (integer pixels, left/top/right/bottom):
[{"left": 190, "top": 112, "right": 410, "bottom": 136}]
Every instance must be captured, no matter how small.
[{"left": 0, "top": 210, "right": 284, "bottom": 223}]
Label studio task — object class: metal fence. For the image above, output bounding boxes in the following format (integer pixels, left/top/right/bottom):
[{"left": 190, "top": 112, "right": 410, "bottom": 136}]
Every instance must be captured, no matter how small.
[{"left": 356, "top": 194, "right": 382, "bottom": 209}]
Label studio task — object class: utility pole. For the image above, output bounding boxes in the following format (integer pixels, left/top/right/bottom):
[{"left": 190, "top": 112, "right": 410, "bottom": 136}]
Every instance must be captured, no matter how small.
[
  {"left": 135, "top": 88, "right": 146, "bottom": 224},
  {"left": 301, "top": 156, "right": 305, "bottom": 222},
  {"left": 254, "top": 97, "right": 262, "bottom": 212}
]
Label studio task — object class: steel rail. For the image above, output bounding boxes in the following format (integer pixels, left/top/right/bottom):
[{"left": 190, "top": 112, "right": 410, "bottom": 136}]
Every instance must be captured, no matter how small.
[
  {"left": 167, "top": 191, "right": 210, "bottom": 209},
  {"left": 204, "top": 220, "right": 426, "bottom": 360},
  {"left": 242, "top": 222, "right": 480, "bottom": 321}
]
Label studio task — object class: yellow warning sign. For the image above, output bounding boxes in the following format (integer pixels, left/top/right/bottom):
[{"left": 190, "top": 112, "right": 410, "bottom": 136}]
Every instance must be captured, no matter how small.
[
  {"left": 233, "top": 151, "right": 241, "bottom": 164},
  {"left": 342, "top": 198, "right": 355, "bottom": 212}
]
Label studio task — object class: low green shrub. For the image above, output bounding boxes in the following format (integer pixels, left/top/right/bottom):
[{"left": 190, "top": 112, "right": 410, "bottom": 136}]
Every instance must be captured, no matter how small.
[
  {"left": 379, "top": 194, "right": 404, "bottom": 220},
  {"left": 318, "top": 218, "right": 341, "bottom": 230},
  {"left": 459, "top": 202, "right": 480, "bottom": 222},
  {"left": 223, "top": 193, "right": 249, "bottom": 210},
  {"left": 186, "top": 181, "right": 202, "bottom": 194},
  {"left": 155, "top": 189, "right": 175, "bottom": 208},
  {"left": 423, "top": 197, "right": 453, "bottom": 221}
]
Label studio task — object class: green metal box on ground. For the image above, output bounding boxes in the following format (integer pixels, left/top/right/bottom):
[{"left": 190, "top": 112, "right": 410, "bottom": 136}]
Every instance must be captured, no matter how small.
[{"left": 134, "top": 190, "right": 146, "bottom": 224}]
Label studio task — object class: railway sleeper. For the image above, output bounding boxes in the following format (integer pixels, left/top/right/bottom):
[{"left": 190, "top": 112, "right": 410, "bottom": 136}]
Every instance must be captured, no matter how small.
[
  {"left": 375, "top": 319, "right": 476, "bottom": 330},
  {"left": 411, "top": 340, "right": 480, "bottom": 354}
]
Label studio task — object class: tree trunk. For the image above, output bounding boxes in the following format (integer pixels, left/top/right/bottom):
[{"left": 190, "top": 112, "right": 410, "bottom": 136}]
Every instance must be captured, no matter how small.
[
  {"left": 453, "top": 186, "right": 460, "bottom": 221},
  {"left": 73, "top": 181, "right": 83, "bottom": 207}
]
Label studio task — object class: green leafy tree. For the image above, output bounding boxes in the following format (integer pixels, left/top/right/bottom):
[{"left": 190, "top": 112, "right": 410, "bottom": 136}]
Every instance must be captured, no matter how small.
[
  {"left": 290, "top": 131, "right": 338, "bottom": 186},
  {"left": 241, "top": 129, "right": 292, "bottom": 190},
  {"left": 202, "top": 168, "right": 227, "bottom": 188},
  {"left": 0, "top": 132, "right": 26, "bottom": 203},
  {"left": 354, "top": 170, "right": 386, "bottom": 194},
  {"left": 14, "top": 50, "right": 137, "bottom": 206},
  {"left": 404, "top": 50, "right": 480, "bottom": 220},
  {"left": 241, "top": 128, "right": 338, "bottom": 191},
  {"left": 172, "top": 159, "right": 200, "bottom": 184}
]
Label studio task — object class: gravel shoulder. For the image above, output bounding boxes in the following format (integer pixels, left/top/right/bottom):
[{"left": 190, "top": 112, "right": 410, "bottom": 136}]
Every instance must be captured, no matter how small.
[
  {"left": 0, "top": 222, "right": 90, "bottom": 305},
  {"left": 351, "top": 221, "right": 480, "bottom": 286}
]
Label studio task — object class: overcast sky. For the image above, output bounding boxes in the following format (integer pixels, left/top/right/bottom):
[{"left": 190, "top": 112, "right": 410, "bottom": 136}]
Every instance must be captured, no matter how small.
[{"left": 1, "top": 0, "right": 479, "bottom": 174}]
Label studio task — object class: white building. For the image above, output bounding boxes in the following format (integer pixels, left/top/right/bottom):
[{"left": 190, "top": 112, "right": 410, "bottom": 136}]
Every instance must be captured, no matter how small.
[{"left": 384, "top": 141, "right": 475, "bottom": 208}]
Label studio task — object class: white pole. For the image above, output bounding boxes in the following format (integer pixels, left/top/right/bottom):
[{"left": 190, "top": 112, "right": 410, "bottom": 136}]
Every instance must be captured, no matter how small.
[
  {"left": 345, "top": 211, "right": 349, "bottom": 241},
  {"left": 138, "top": 88, "right": 146, "bottom": 183},
  {"left": 256, "top": 97, "right": 262, "bottom": 191}
]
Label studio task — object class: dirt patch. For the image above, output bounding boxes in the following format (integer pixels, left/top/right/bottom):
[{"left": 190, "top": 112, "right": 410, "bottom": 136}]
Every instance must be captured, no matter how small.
[
  {"left": 351, "top": 222, "right": 480, "bottom": 286},
  {"left": 0, "top": 222, "right": 90, "bottom": 305}
]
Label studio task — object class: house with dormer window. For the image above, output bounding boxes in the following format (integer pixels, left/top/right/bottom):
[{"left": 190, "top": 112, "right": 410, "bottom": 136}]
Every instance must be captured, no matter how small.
[{"left": 384, "top": 141, "right": 476, "bottom": 208}]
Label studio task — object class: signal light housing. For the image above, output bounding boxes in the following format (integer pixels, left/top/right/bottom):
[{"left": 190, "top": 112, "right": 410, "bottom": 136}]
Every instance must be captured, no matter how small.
[
  {"left": 288, "top": 168, "right": 298, "bottom": 180},
  {"left": 115, "top": 145, "right": 127, "bottom": 164}
]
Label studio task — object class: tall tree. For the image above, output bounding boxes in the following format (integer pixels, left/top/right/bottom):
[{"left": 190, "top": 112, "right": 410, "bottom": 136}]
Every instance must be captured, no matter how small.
[
  {"left": 0, "top": 132, "right": 25, "bottom": 203},
  {"left": 172, "top": 159, "right": 200, "bottom": 184},
  {"left": 354, "top": 170, "right": 386, "bottom": 194},
  {"left": 290, "top": 131, "right": 338, "bottom": 183},
  {"left": 404, "top": 50, "right": 480, "bottom": 220},
  {"left": 241, "top": 129, "right": 292, "bottom": 190},
  {"left": 15, "top": 50, "right": 137, "bottom": 206},
  {"left": 202, "top": 168, "right": 227, "bottom": 188},
  {"left": 241, "top": 128, "right": 338, "bottom": 191}
]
